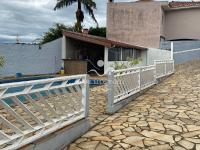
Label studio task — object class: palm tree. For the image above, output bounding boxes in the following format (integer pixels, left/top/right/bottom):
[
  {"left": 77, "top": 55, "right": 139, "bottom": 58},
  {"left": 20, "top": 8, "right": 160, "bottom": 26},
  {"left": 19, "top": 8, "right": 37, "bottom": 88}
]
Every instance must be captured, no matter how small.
[{"left": 54, "top": 0, "right": 98, "bottom": 32}]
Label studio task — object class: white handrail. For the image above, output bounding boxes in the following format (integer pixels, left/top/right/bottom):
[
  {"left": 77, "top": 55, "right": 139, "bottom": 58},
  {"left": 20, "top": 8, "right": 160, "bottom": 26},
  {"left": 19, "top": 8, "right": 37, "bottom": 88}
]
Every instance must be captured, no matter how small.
[
  {"left": 174, "top": 48, "right": 200, "bottom": 54},
  {"left": 0, "top": 74, "right": 89, "bottom": 150},
  {"left": 107, "top": 59, "right": 174, "bottom": 113}
]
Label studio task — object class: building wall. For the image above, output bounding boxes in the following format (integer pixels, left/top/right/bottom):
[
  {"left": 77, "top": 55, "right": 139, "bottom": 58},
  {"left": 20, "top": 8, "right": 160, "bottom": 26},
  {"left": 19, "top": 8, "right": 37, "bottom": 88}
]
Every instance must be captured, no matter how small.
[
  {"left": 174, "top": 49, "right": 200, "bottom": 64},
  {"left": 107, "top": 2, "right": 163, "bottom": 48},
  {"left": 0, "top": 38, "right": 62, "bottom": 77},
  {"left": 164, "top": 8, "right": 200, "bottom": 40},
  {"left": 160, "top": 40, "right": 200, "bottom": 64},
  {"left": 161, "top": 40, "right": 200, "bottom": 51},
  {"left": 147, "top": 48, "right": 171, "bottom": 65}
]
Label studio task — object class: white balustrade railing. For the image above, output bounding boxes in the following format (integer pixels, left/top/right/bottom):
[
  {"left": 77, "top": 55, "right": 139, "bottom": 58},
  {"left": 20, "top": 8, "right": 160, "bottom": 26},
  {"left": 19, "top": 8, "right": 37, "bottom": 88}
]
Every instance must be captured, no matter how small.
[
  {"left": 155, "top": 60, "right": 166, "bottom": 78},
  {"left": 0, "top": 75, "right": 89, "bottom": 150},
  {"left": 107, "top": 60, "right": 174, "bottom": 113},
  {"left": 155, "top": 60, "right": 174, "bottom": 78},
  {"left": 140, "top": 65, "right": 156, "bottom": 90},
  {"left": 166, "top": 60, "right": 174, "bottom": 75},
  {"left": 113, "top": 67, "right": 141, "bottom": 103}
]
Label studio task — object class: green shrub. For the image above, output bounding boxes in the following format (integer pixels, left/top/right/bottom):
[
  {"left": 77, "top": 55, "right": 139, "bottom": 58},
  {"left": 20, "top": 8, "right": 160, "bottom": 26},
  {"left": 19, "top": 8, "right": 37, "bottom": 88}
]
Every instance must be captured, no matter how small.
[{"left": 110, "top": 57, "right": 141, "bottom": 70}]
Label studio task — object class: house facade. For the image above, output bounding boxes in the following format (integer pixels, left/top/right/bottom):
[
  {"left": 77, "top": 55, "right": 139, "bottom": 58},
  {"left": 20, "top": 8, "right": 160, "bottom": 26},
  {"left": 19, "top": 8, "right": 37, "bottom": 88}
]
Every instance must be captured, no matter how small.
[
  {"left": 61, "top": 31, "right": 171, "bottom": 75},
  {"left": 107, "top": 1, "right": 200, "bottom": 48}
]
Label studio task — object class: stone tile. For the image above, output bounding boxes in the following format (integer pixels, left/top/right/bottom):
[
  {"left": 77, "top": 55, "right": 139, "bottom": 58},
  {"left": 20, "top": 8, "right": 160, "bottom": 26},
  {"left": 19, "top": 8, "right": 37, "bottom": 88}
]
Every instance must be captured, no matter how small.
[
  {"left": 165, "top": 124, "right": 182, "bottom": 132},
  {"left": 178, "top": 140, "right": 194, "bottom": 149},
  {"left": 172, "top": 146, "right": 186, "bottom": 150},
  {"left": 186, "top": 125, "right": 200, "bottom": 132},
  {"left": 123, "top": 131, "right": 142, "bottom": 137},
  {"left": 174, "top": 135, "right": 182, "bottom": 142},
  {"left": 149, "top": 144, "right": 172, "bottom": 150},
  {"left": 119, "top": 143, "right": 131, "bottom": 149},
  {"left": 128, "top": 117, "right": 139, "bottom": 122},
  {"left": 92, "top": 136, "right": 112, "bottom": 142},
  {"left": 111, "top": 135, "right": 126, "bottom": 140},
  {"left": 177, "top": 112, "right": 189, "bottom": 119},
  {"left": 123, "top": 127, "right": 135, "bottom": 132},
  {"left": 97, "top": 126, "right": 112, "bottom": 132},
  {"left": 196, "top": 144, "right": 200, "bottom": 150},
  {"left": 149, "top": 122, "right": 165, "bottom": 131},
  {"left": 82, "top": 131, "right": 101, "bottom": 138},
  {"left": 101, "top": 141, "right": 113, "bottom": 148},
  {"left": 158, "top": 119, "right": 175, "bottom": 125},
  {"left": 75, "top": 138, "right": 87, "bottom": 144},
  {"left": 123, "top": 136, "right": 145, "bottom": 147},
  {"left": 68, "top": 144, "right": 82, "bottom": 150},
  {"left": 141, "top": 130, "right": 174, "bottom": 143},
  {"left": 144, "top": 139, "right": 158, "bottom": 146},
  {"left": 136, "top": 121, "right": 148, "bottom": 127},
  {"left": 95, "top": 143, "right": 109, "bottom": 150},
  {"left": 78, "top": 141, "right": 99, "bottom": 149},
  {"left": 109, "top": 130, "right": 122, "bottom": 136},
  {"left": 185, "top": 138, "right": 200, "bottom": 143}
]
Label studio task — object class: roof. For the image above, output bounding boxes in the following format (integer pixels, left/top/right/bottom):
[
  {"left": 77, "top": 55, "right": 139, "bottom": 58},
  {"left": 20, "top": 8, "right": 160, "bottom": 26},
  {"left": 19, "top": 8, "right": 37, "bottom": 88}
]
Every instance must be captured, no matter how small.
[
  {"left": 63, "top": 31, "right": 147, "bottom": 50},
  {"left": 169, "top": 1, "right": 200, "bottom": 9}
]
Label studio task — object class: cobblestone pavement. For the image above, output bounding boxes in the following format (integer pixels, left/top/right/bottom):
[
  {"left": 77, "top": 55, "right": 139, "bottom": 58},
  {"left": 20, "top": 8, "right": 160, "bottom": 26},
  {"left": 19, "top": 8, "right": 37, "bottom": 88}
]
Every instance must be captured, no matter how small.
[
  {"left": 89, "top": 85, "right": 108, "bottom": 126},
  {"left": 67, "top": 60, "right": 200, "bottom": 150}
]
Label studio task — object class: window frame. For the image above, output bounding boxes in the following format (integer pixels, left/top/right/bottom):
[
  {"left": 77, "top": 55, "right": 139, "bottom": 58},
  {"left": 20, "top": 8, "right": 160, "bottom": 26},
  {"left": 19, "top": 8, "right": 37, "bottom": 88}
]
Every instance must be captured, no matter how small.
[{"left": 108, "top": 47, "right": 141, "bottom": 62}]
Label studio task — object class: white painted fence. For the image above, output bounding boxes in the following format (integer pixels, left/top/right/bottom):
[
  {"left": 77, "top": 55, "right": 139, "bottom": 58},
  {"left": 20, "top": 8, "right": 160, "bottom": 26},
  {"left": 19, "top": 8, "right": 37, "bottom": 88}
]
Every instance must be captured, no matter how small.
[
  {"left": 107, "top": 60, "right": 174, "bottom": 113},
  {"left": 0, "top": 75, "right": 89, "bottom": 150},
  {"left": 155, "top": 60, "right": 174, "bottom": 78}
]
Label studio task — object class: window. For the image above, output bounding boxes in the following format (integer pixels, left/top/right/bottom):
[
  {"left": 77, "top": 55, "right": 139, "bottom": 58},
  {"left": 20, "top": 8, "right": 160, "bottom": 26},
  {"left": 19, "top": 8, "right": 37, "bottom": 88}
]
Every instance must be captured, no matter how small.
[
  {"left": 108, "top": 47, "right": 142, "bottom": 61},
  {"left": 122, "top": 48, "right": 133, "bottom": 61},
  {"left": 134, "top": 49, "right": 141, "bottom": 59},
  {"left": 108, "top": 47, "right": 121, "bottom": 61}
]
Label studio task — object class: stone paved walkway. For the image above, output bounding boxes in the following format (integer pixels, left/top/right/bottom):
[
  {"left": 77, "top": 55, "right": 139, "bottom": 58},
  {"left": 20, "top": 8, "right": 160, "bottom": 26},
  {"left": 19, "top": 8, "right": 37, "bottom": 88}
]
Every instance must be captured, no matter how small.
[
  {"left": 88, "top": 85, "right": 108, "bottom": 126},
  {"left": 66, "top": 60, "right": 200, "bottom": 150}
]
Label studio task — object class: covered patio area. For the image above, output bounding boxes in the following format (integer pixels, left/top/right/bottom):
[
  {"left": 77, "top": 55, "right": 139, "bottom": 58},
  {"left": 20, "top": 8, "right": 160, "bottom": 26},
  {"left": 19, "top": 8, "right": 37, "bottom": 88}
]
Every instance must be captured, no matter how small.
[{"left": 62, "top": 31, "right": 147, "bottom": 75}]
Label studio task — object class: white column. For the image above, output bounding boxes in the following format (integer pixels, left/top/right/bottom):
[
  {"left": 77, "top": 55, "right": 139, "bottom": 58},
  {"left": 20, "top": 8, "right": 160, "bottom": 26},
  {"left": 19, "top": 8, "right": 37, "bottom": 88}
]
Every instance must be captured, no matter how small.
[
  {"left": 62, "top": 35, "right": 66, "bottom": 67},
  {"left": 104, "top": 47, "right": 109, "bottom": 74},
  {"left": 171, "top": 42, "right": 174, "bottom": 60}
]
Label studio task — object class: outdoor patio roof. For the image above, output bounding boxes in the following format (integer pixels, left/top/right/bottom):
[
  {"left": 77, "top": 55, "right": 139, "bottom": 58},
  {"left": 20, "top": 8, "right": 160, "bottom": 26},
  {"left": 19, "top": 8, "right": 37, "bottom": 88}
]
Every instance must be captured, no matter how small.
[{"left": 63, "top": 31, "right": 147, "bottom": 50}]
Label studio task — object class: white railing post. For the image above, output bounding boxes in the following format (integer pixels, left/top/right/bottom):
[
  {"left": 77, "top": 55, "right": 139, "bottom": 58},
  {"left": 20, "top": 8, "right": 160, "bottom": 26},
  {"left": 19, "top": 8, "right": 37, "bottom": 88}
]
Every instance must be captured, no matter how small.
[
  {"left": 165, "top": 60, "right": 167, "bottom": 75},
  {"left": 107, "top": 71, "right": 114, "bottom": 114},
  {"left": 139, "top": 67, "right": 141, "bottom": 92},
  {"left": 171, "top": 42, "right": 174, "bottom": 60},
  {"left": 83, "top": 74, "right": 89, "bottom": 117},
  {"left": 172, "top": 60, "right": 175, "bottom": 73},
  {"left": 154, "top": 60, "right": 157, "bottom": 78}
]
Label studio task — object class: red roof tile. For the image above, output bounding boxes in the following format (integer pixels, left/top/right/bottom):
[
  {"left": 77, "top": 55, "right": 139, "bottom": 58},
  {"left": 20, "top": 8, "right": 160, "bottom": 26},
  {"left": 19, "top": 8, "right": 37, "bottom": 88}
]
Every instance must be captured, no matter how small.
[
  {"left": 63, "top": 31, "right": 147, "bottom": 50},
  {"left": 169, "top": 1, "right": 200, "bottom": 8}
]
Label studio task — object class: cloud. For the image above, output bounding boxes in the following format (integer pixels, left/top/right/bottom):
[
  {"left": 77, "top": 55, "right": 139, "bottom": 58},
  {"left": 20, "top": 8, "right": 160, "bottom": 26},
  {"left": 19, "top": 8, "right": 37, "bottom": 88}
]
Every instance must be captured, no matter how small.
[
  {"left": 0, "top": 0, "right": 190, "bottom": 43},
  {"left": 0, "top": 0, "right": 109, "bottom": 43}
]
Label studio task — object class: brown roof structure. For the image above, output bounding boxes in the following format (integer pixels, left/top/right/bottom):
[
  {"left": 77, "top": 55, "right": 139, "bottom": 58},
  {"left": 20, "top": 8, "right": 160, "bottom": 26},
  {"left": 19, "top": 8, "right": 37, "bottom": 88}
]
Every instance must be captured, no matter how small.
[
  {"left": 169, "top": 1, "right": 200, "bottom": 8},
  {"left": 63, "top": 31, "right": 147, "bottom": 50}
]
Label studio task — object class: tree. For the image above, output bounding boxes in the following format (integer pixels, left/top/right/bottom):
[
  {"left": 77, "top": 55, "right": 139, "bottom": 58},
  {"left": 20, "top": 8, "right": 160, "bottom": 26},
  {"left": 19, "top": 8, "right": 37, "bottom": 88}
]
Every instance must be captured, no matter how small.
[
  {"left": 41, "top": 23, "right": 74, "bottom": 44},
  {"left": 54, "top": 0, "right": 98, "bottom": 32},
  {"left": 89, "top": 27, "right": 106, "bottom": 37}
]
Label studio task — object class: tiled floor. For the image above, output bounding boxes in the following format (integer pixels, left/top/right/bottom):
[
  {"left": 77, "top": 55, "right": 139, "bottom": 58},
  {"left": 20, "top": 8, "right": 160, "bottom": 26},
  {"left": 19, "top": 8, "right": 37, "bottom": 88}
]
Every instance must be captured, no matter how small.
[{"left": 66, "top": 60, "right": 200, "bottom": 150}]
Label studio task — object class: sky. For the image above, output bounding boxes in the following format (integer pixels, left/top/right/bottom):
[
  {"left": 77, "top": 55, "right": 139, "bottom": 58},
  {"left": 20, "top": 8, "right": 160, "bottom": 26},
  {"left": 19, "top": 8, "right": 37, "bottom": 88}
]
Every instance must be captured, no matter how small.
[{"left": 0, "top": 0, "right": 192, "bottom": 43}]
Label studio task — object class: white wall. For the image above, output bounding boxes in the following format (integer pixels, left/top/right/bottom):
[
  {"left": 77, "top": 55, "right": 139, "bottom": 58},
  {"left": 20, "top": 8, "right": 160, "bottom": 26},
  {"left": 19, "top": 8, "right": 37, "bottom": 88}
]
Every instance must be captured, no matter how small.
[
  {"left": 0, "top": 38, "right": 62, "bottom": 77},
  {"left": 104, "top": 47, "right": 147, "bottom": 74},
  {"left": 147, "top": 48, "right": 171, "bottom": 65}
]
